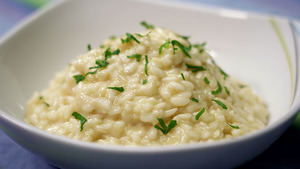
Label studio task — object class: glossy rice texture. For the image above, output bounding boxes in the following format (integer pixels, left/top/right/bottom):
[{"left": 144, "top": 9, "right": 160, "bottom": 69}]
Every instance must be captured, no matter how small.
[{"left": 25, "top": 28, "right": 268, "bottom": 146}]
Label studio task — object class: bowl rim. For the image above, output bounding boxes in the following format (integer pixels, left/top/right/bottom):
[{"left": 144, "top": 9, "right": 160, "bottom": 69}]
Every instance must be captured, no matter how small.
[{"left": 0, "top": 0, "right": 300, "bottom": 154}]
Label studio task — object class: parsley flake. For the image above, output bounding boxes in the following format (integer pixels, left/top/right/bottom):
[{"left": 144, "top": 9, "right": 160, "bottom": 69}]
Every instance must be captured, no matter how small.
[
  {"left": 224, "top": 86, "right": 230, "bottom": 96},
  {"left": 121, "top": 33, "right": 140, "bottom": 44},
  {"left": 186, "top": 64, "right": 206, "bottom": 72},
  {"left": 219, "top": 67, "right": 228, "bottom": 80},
  {"left": 226, "top": 122, "right": 240, "bottom": 129},
  {"left": 159, "top": 40, "right": 171, "bottom": 54},
  {"left": 73, "top": 74, "right": 86, "bottom": 84},
  {"left": 39, "top": 96, "right": 50, "bottom": 107},
  {"left": 72, "top": 112, "right": 87, "bottom": 131},
  {"left": 204, "top": 77, "right": 210, "bottom": 84},
  {"left": 140, "top": 21, "right": 155, "bottom": 29},
  {"left": 191, "top": 97, "right": 199, "bottom": 103},
  {"left": 104, "top": 48, "right": 120, "bottom": 60},
  {"left": 171, "top": 40, "right": 191, "bottom": 58},
  {"left": 107, "top": 86, "right": 124, "bottom": 92},
  {"left": 142, "top": 79, "right": 148, "bottom": 84},
  {"left": 195, "top": 108, "right": 205, "bottom": 120},
  {"left": 87, "top": 44, "right": 92, "bottom": 51},
  {"left": 211, "top": 81, "right": 222, "bottom": 95},
  {"left": 177, "top": 34, "right": 190, "bottom": 40},
  {"left": 127, "top": 54, "right": 142, "bottom": 62},
  {"left": 181, "top": 73, "right": 185, "bottom": 80},
  {"left": 154, "top": 118, "right": 177, "bottom": 135},
  {"left": 212, "top": 99, "right": 227, "bottom": 110},
  {"left": 145, "top": 55, "right": 149, "bottom": 76}
]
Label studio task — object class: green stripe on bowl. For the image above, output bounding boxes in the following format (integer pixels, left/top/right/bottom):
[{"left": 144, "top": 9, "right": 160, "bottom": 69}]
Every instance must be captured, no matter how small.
[
  {"left": 16, "top": 0, "right": 51, "bottom": 8},
  {"left": 270, "top": 18, "right": 295, "bottom": 106}
]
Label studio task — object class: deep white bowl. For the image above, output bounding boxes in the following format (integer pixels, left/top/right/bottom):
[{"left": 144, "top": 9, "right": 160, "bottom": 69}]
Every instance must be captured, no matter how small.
[{"left": 0, "top": 0, "right": 299, "bottom": 169}]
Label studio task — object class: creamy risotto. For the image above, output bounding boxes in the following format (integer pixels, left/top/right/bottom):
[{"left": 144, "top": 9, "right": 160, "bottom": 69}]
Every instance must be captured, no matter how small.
[{"left": 25, "top": 22, "right": 269, "bottom": 146}]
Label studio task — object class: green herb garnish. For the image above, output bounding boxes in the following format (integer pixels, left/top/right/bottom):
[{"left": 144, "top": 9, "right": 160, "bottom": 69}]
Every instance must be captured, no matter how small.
[
  {"left": 204, "top": 77, "right": 210, "bottom": 84},
  {"left": 195, "top": 108, "right": 205, "bottom": 120},
  {"left": 127, "top": 54, "right": 142, "bottom": 62},
  {"left": 109, "top": 36, "right": 117, "bottom": 40},
  {"left": 159, "top": 40, "right": 171, "bottom": 54},
  {"left": 154, "top": 118, "right": 177, "bottom": 135},
  {"left": 39, "top": 96, "right": 50, "bottom": 107},
  {"left": 142, "top": 79, "right": 148, "bottom": 84},
  {"left": 239, "top": 84, "right": 246, "bottom": 88},
  {"left": 145, "top": 55, "right": 149, "bottom": 76},
  {"left": 87, "top": 44, "right": 92, "bottom": 51},
  {"left": 107, "top": 86, "right": 124, "bottom": 92},
  {"left": 104, "top": 48, "right": 120, "bottom": 60},
  {"left": 191, "top": 97, "right": 199, "bottom": 103},
  {"left": 226, "top": 122, "right": 240, "bottom": 129},
  {"left": 121, "top": 33, "right": 140, "bottom": 44},
  {"left": 72, "top": 112, "right": 87, "bottom": 131},
  {"left": 212, "top": 99, "right": 227, "bottom": 110},
  {"left": 185, "top": 64, "right": 206, "bottom": 72},
  {"left": 89, "top": 59, "right": 109, "bottom": 69},
  {"left": 199, "top": 49, "right": 205, "bottom": 53},
  {"left": 135, "top": 33, "right": 144, "bottom": 37},
  {"left": 177, "top": 34, "right": 190, "bottom": 40},
  {"left": 140, "top": 21, "right": 155, "bottom": 29},
  {"left": 171, "top": 40, "right": 191, "bottom": 58},
  {"left": 73, "top": 74, "right": 86, "bottom": 84},
  {"left": 99, "top": 44, "right": 105, "bottom": 48},
  {"left": 224, "top": 86, "right": 230, "bottom": 96},
  {"left": 211, "top": 81, "right": 222, "bottom": 95},
  {"left": 181, "top": 73, "right": 185, "bottom": 80},
  {"left": 219, "top": 67, "right": 228, "bottom": 80}
]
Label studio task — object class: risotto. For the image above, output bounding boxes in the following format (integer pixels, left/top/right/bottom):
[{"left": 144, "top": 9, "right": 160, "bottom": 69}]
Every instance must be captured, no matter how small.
[{"left": 25, "top": 22, "right": 269, "bottom": 146}]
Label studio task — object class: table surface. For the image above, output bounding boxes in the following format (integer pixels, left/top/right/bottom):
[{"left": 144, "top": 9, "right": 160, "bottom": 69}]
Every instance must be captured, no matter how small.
[{"left": 1, "top": 0, "right": 300, "bottom": 169}]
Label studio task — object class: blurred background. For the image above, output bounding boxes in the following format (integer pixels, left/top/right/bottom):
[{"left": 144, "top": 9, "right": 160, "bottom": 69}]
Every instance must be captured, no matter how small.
[{"left": 0, "top": 0, "right": 300, "bottom": 169}]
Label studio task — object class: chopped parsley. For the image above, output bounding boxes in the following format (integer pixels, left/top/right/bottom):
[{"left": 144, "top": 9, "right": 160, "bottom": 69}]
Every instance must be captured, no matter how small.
[
  {"left": 87, "top": 44, "right": 92, "bottom": 51},
  {"left": 211, "top": 81, "right": 222, "bottom": 95},
  {"left": 219, "top": 67, "right": 228, "bottom": 80},
  {"left": 145, "top": 55, "right": 149, "bottom": 76},
  {"left": 159, "top": 40, "right": 170, "bottom": 54},
  {"left": 107, "top": 86, "right": 124, "bottom": 92},
  {"left": 135, "top": 33, "right": 144, "bottom": 37},
  {"left": 142, "top": 79, "right": 148, "bottom": 84},
  {"left": 224, "top": 86, "right": 230, "bottom": 96},
  {"left": 127, "top": 54, "right": 142, "bottom": 62},
  {"left": 154, "top": 118, "right": 177, "bottom": 135},
  {"left": 195, "top": 108, "right": 205, "bottom": 120},
  {"left": 104, "top": 48, "right": 120, "bottom": 60},
  {"left": 185, "top": 64, "right": 206, "bottom": 72},
  {"left": 181, "top": 73, "right": 185, "bottom": 80},
  {"left": 239, "top": 84, "right": 246, "bottom": 88},
  {"left": 177, "top": 34, "right": 190, "bottom": 40},
  {"left": 204, "top": 77, "right": 210, "bottom": 84},
  {"left": 39, "top": 96, "right": 50, "bottom": 107},
  {"left": 121, "top": 33, "right": 140, "bottom": 44},
  {"left": 191, "top": 97, "right": 199, "bottom": 103},
  {"left": 226, "top": 122, "right": 240, "bottom": 129},
  {"left": 72, "top": 112, "right": 87, "bottom": 131},
  {"left": 199, "top": 49, "right": 205, "bottom": 53},
  {"left": 193, "top": 42, "right": 206, "bottom": 48},
  {"left": 171, "top": 40, "right": 191, "bottom": 58},
  {"left": 73, "top": 74, "right": 86, "bottom": 84},
  {"left": 99, "top": 44, "right": 105, "bottom": 48},
  {"left": 109, "top": 36, "right": 117, "bottom": 40},
  {"left": 140, "top": 21, "right": 155, "bottom": 29},
  {"left": 89, "top": 59, "right": 109, "bottom": 69},
  {"left": 212, "top": 99, "right": 227, "bottom": 110}
]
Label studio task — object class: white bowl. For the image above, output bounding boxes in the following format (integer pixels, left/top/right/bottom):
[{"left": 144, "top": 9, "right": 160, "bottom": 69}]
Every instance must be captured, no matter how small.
[{"left": 0, "top": 0, "right": 299, "bottom": 169}]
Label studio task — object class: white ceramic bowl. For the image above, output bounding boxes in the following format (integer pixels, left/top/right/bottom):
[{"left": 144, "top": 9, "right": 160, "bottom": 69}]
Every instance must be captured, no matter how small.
[{"left": 0, "top": 0, "right": 299, "bottom": 169}]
